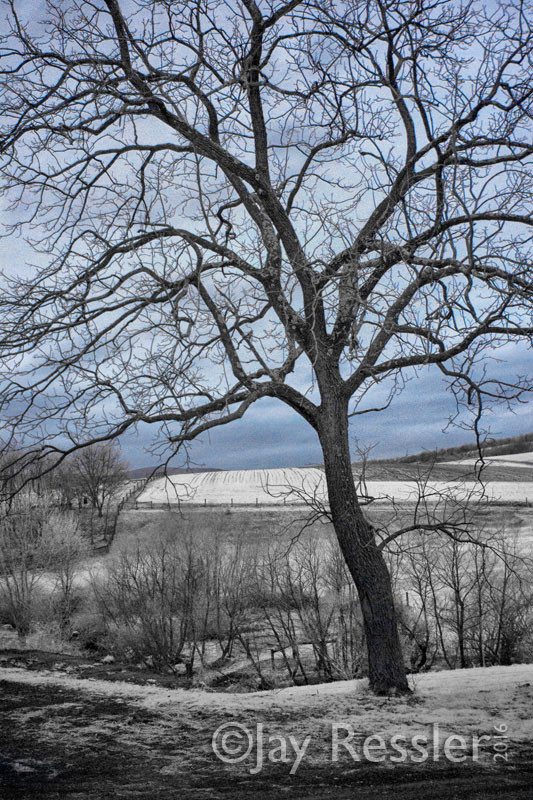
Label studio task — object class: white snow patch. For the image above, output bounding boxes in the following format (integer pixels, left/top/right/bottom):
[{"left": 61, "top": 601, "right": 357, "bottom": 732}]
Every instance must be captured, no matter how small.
[{"left": 444, "top": 451, "right": 533, "bottom": 469}]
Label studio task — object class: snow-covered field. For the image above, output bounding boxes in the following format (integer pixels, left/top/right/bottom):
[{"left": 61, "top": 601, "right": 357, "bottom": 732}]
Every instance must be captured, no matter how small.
[
  {"left": 492, "top": 451, "right": 533, "bottom": 464},
  {"left": 138, "top": 467, "right": 328, "bottom": 505},
  {"left": 444, "top": 450, "right": 533, "bottom": 469},
  {"left": 360, "top": 480, "right": 533, "bottom": 504},
  {"left": 137, "top": 467, "right": 533, "bottom": 506}
]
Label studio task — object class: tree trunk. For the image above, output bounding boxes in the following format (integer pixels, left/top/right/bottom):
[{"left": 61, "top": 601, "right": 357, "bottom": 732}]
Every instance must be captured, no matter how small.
[{"left": 318, "top": 391, "right": 409, "bottom": 695}]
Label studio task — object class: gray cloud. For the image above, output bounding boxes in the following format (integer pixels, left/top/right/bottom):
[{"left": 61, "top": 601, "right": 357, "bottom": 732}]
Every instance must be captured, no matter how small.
[{"left": 119, "top": 350, "right": 533, "bottom": 470}]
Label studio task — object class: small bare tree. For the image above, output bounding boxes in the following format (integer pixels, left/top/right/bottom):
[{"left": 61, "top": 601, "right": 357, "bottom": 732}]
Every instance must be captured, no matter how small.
[
  {"left": 203, "top": 532, "right": 256, "bottom": 663},
  {"left": 68, "top": 444, "right": 128, "bottom": 517}
]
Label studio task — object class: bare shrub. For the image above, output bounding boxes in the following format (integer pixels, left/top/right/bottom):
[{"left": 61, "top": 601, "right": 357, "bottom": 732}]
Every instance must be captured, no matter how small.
[
  {"left": 196, "top": 531, "right": 256, "bottom": 665},
  {"left": 393, "top": 524, "right": 533, "bottom": 670},
  {"left": 0, "top": 496, "right": 55, "bottom": 641},
  {"left": 69, "top": 609, "right": 108, "bottom": 653},
  {"left": 230, "top": 536, "right": 364, "bottom": 686},
  {"left": 323, "top": 541, "right": 365, "bottom": 679},
  {"left": 94, "top": 538, "right": 205, "bottom": 671}
]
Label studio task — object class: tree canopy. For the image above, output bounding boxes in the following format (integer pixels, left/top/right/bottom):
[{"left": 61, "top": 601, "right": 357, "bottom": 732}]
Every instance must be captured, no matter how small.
[{"left": 0, "top": 0, "right": 531, "bottom": 466}]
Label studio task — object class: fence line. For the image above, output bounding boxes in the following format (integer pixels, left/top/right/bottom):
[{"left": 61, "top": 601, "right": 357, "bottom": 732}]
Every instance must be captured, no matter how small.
[{"left": 100, "top": 473, "right": 158, "bottom": 552}]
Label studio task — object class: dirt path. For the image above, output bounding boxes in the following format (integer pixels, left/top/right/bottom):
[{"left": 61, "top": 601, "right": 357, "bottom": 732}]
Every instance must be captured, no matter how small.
[{"left": 1, "top": 664, "right": 532, "bottom": 798}]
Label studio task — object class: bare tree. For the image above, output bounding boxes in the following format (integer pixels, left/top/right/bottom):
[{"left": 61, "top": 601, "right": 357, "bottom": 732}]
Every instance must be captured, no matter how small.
[
  {"left": 68, "top": 444, "right": 128, "bottom": 517},
  {"left": 45, "top": 460, "right": 83, "bottom": 511},
  {"left": 0, "top": 0, "right": 532, "bottom": 692}
]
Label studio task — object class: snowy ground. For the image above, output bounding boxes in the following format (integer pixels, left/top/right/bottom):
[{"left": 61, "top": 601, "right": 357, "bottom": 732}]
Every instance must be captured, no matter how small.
[
  {"left": 1, "top": 662, "right": 532, "bottom": 735},
  {"left": 137, "top": 467, "right": 533, "bottom": 506},
  {"left": 364, "top": 479, "right": 533, "bottom": 503},
  {"left": 443, "top": 451, "right": 533, "bottom": 469}
]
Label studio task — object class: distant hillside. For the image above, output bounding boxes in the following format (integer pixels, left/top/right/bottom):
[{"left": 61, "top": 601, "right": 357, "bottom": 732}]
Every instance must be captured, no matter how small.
[
  {"left": 128, "top": 465, "right": 223, "bottom": 479},
  {"left": 393, "top": 431, "right": 533, "bottom": 464},
  {"left": 130, "top": 431, "right": 533, "bottom": 477}
]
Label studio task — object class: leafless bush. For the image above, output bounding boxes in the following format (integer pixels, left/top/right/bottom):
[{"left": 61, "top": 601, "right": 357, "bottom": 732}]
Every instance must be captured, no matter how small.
[
  {"left": 228, "top": 536, "right": 364, "bottom": 685},
  {"left": 46, "top": 511, "right": 89, "bottom": 636},
  {"left": 393, "top": 525, "right": 533, "bottom": 670},
  {"left": 0, "top": 496, "right": 78, "bottom": 641},
  {"left": 197, "top": 531, "right": 257, "bottom": 664},
  {"left": 94, "top": 536, "right": 207, "bottom": 672}
]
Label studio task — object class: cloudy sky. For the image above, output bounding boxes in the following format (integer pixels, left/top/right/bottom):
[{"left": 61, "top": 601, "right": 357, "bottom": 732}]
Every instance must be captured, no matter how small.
[
  {"left": 2, "top": 230, "right": 531, "bottom": 472},
  {"left": 119, "top": 349, "right": 533, "bottom": 471}
]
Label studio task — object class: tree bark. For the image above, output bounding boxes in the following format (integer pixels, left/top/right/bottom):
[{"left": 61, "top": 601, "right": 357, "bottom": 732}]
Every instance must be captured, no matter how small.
[{"left": 317, "top": 388, "right": 410, "bottom": 694}]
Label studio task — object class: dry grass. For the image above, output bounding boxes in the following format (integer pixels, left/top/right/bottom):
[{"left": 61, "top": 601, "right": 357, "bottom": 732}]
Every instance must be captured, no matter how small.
[
  {"left": 354, "top": 461, "right": 533, "bottom": 483},
  {"left": 110, "top": 502, "right": 533, "bottom": 556}
]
